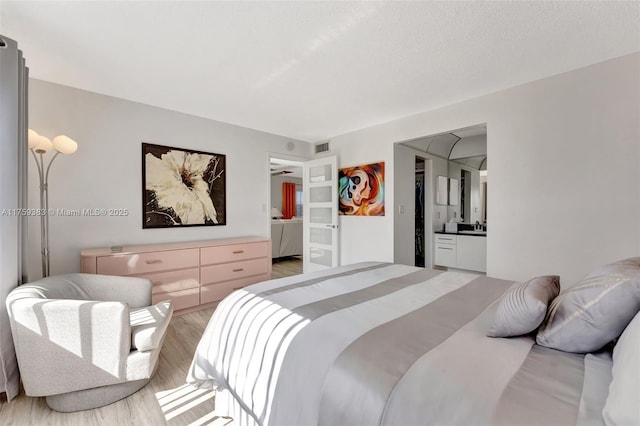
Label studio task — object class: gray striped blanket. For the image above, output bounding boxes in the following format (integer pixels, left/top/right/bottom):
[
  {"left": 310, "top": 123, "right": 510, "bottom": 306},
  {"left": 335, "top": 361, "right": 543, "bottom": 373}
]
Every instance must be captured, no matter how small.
[{"left": 187, "top": 262, "right": 612, "bottom": 426}]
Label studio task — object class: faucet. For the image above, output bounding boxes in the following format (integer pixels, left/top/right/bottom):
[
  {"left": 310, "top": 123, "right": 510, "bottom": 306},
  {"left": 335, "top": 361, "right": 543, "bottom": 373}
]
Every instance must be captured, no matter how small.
[{"left": 474, "top": 221, "right": 480, "bottom": 231}]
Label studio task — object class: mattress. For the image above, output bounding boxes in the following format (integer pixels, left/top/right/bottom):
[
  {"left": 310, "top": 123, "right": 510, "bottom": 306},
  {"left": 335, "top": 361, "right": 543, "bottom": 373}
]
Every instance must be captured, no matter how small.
[{"left": 187, "top": 262, "right": 612, "bottom": 426}]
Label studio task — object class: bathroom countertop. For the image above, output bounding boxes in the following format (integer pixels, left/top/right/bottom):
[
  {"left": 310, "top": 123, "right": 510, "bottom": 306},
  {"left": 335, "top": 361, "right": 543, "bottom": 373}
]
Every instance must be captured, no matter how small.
[{"left": 435, "top": 230, "right": 487, "bottom": 237}]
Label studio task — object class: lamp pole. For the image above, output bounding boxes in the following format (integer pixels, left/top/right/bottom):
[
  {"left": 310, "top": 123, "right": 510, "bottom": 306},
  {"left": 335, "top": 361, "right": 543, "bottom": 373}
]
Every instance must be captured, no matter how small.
[
  {"left": 30, "top": 150, "right": 61, "bottom": 277},
  {"left": 28, "top": 130, "right": 77, "bottom": 277}
]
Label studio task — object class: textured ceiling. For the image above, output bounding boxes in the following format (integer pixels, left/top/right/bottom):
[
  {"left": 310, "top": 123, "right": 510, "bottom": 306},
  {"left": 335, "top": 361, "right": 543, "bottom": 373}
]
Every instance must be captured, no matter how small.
[{"left": 1, "top": 1, "right": 638, "bottom": 142}]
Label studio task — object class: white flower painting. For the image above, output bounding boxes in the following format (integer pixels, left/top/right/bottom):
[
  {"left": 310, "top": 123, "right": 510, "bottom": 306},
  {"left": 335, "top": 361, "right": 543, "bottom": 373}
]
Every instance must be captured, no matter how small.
[{"left": 143, "top": 143, "right": 225, "bottom": 227}]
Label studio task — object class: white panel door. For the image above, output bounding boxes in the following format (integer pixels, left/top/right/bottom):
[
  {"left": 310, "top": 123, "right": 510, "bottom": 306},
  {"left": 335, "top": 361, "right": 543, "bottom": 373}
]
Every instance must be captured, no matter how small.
[{"left": 303, "top": 155, "right": 339, "bottom": 273}]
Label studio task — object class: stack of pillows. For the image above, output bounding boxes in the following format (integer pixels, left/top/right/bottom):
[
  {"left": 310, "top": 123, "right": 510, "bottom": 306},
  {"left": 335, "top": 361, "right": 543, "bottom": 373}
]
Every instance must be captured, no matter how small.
[{"left": 487, "top": 256, "right": 640, "bottom": 424}]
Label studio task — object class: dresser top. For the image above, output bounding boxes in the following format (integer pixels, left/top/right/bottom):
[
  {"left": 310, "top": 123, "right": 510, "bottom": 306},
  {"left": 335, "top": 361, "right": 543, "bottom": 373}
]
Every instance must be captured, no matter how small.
[{"left": 81, "top": 236, "right": 270, "bottom": 257}]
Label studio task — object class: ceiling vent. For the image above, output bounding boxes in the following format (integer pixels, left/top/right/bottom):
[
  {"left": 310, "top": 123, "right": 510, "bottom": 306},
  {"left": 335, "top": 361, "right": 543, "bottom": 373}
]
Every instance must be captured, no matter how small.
[{"left": 314, "top": 141, "right": 330, "bottom": 155}]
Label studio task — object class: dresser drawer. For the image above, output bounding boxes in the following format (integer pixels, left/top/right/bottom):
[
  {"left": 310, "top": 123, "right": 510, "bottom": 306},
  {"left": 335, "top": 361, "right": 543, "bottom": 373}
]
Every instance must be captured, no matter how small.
[
  {"left": 200, "top": 274, "right": 269, "bottom": 304},
  {"left": 201, "top": 258, "right": 269, "bottom": 285},
  {"left": 152, "top": 287, "right": 200, "bottom": 311},
  {"left": 136, "top": 267, "right": 200, "bottom": 294},
  {"left": 200, "top": 242, "right": 268, "bottom": 266},
  {"left": 96, "top": 248, "right": 199, "bottom": 276}
]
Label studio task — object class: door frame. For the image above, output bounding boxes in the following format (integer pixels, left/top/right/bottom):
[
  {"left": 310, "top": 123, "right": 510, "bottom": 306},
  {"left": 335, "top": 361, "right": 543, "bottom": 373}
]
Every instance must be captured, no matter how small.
[{"left": 419, "top": 155, "right": 434, "bottom": 268}]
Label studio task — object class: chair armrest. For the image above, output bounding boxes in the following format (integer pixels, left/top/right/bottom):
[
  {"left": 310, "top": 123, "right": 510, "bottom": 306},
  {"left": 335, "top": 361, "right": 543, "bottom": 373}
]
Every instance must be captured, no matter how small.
[
  {"left": 7, "top": 297, "right": 131, "bottom": 397},
  {"left": 70, "top": 274, "right": 152, "bottom": 308}
]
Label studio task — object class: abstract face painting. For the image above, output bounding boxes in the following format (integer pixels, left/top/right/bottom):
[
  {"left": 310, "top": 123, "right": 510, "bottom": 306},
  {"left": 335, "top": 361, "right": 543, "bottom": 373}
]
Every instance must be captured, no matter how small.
[
  {"left": 338, "top": 162, "right": 385, "bottom": 216},
  {"left": 143, "top": 143, "right": 226, "bottom": 228}
]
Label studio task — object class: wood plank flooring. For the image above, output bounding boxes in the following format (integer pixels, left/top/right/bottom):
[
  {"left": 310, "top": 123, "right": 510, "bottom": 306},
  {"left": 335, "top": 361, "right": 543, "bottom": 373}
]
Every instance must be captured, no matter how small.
[
  {"left": 0, "top": 258, "right": 302, "bottom": 425},
  {"left": 271, "top": 256, "right": 303, "bottom": 279}
]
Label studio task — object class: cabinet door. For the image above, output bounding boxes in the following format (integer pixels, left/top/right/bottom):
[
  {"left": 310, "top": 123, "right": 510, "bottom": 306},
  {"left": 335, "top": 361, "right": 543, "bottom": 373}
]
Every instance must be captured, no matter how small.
[
  {"left": 434, "top": 244, "right": 457, "bottom": 267},
  {"left": 456, "top": 236, "right": 486, "bottom": 272},
  {"left": 448, "top": 178, "right": 459, "bottom": 206},
  {"left": 436, "top": 176, "right": 448, "bottom": 205}
]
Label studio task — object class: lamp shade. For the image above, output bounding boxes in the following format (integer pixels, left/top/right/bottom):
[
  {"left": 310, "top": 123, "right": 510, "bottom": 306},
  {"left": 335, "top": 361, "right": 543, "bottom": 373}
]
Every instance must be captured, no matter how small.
[
  {"left": 33, "top": 135, "right": 52, "bottom": 153},
  {"left": 52, "top": 135, "right": 78, "bottom": 154},
  {"left": 28, "top": 129, "right": 41, "bottom": 149},
  {"left": 271, "top": 207, "right": 283, "bottom": 218}
]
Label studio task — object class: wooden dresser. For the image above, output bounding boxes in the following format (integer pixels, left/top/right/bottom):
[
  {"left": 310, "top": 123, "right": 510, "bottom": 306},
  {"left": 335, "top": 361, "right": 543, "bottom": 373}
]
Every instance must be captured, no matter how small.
[{"left": 81, "top": 237, "right": 271, "bottom": 314}]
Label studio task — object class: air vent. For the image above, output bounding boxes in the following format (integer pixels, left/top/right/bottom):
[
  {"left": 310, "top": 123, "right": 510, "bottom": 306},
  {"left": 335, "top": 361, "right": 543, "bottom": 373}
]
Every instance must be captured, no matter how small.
[{"left": 315, "top": 141, "right": 330, "bottom": 154}]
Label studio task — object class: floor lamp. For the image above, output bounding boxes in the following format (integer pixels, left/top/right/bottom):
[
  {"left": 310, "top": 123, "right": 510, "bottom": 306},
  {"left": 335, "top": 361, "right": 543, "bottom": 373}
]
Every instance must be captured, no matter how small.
[{"left": 28, "top": 129, "right": 78, "bottom": 277}]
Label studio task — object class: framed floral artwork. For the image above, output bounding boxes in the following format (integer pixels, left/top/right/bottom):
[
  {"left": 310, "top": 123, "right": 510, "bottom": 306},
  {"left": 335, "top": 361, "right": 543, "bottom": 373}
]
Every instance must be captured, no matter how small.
[{"left": 142, "top": 143, "right": 226, "bottom": 228}]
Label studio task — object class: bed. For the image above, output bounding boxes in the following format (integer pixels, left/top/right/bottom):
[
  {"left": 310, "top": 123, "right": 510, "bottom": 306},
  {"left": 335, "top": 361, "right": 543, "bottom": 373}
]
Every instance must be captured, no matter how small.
[{"left": 186, "top": 261, "right": 639, "bottom": 426}]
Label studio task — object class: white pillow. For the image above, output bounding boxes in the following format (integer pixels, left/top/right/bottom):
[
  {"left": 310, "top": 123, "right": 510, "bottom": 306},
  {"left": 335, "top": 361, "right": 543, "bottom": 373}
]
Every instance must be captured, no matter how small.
[
  {"left": 536, "top": 257, "right": 640, "bottom": 353},
  {"left": 487, "top": 275, "right": 560, "bottom": 338},
  {"left": 602, "top": 310, "right": 640, "bottom": 425}
]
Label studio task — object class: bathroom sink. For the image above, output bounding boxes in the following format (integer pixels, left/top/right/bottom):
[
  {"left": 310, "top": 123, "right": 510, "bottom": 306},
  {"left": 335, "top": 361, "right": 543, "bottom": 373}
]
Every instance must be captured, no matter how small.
[{"left": 458, "top": 230, "right": 487, "bottom": 236}]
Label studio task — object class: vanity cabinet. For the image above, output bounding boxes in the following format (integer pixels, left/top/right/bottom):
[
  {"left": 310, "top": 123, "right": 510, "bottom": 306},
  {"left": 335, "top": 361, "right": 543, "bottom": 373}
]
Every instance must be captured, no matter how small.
[
  {"left": 81, "top": 237, "right": 271, "bottom": 314},
  {"left": 456, "top": 235, "right": 486, "bottom": 272},
  {"left": 434, "top": 234, "right": 457, "bottom": 268},
  {"left": 434, "top": 233, "right": 486, "bottom": 272}
]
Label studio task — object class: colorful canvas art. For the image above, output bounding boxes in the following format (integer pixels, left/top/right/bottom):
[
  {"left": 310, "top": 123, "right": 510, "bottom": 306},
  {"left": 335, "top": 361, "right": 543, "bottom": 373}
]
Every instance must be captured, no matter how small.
[
  {"left": 338, "top": 161, "right": 385, "bottom": 216},
  {"left": 142, "top": 143, "right": 226, "bottom": 228}
]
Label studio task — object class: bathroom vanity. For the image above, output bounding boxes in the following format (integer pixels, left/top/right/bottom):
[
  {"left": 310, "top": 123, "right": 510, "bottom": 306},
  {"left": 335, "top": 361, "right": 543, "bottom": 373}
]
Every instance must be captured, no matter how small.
[{"left": 434, "top": 231, "right": 486, "bottom": 272}]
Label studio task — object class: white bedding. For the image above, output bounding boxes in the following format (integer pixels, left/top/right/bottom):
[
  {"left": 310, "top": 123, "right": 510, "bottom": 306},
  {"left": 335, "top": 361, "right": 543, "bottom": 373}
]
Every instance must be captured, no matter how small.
[{"left": 187, "top": 262, "right": 613, "bottom": 426}]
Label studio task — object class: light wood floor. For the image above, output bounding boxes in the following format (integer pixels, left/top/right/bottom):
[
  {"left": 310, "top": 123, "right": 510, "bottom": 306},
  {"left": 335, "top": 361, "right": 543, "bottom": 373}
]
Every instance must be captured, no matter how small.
[
  {"left": 0, "top": 258, "right": 302, "bottom": 425},
  {"left": 271, "top": 256, "right": 302, "bottom": 279}
]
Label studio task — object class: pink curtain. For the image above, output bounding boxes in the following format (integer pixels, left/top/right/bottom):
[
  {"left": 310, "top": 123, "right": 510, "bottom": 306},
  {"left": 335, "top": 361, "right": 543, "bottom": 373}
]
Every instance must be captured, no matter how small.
[{"left": 282, "top": 183, "right": 296, "bottom": 219}]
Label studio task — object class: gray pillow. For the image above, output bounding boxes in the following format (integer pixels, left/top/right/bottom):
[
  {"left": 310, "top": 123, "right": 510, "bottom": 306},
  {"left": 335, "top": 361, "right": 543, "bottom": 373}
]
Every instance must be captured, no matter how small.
[
  {"left": 487, "top": 275, "right": 560, "bottom": 338},
  {"left": 536, "top": 257, "right": 640, "bottom": 353}
]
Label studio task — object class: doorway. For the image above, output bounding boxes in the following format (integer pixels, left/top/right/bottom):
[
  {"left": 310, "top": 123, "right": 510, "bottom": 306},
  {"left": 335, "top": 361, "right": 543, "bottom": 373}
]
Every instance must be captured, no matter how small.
[
  {"left": 396, "top": 123, "right": 488, "bottom": 272},
  {"left": 269, "top": 157, "right": 304, "bottom": 278},
  {"left": 415, "top": 157, "right": 426, "bottom": 267},
  {"left": 392, "top": 143, "right": 433, "bottom": 268}
]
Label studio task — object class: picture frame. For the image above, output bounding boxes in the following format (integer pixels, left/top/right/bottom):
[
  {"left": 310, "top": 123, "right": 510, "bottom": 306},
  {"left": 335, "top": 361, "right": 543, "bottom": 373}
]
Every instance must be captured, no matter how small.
[
  {"left": 142, "top": 143, "right": 226, "bottom": 228},
  {"left": 338, "top": 161, "right": 385, "bottom": 216}
]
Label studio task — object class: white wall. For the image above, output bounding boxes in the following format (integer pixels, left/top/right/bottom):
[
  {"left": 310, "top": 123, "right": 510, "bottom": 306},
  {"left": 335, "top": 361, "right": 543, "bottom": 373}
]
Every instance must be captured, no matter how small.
[
  {"left": 27, "top": 79, "right": 311, "bottom": 279},
  {"left": 270, "top": 174, "right": 302, "bottom": 214},
  {"left": 329, "top": 53, "right": 640, "bottom": 286}
]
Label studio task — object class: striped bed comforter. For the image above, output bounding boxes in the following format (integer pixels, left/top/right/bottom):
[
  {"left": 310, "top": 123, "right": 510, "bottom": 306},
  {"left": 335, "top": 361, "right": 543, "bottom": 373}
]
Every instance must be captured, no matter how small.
[{"left": 187, "top": 262, "right": 613, "bottom": 426}]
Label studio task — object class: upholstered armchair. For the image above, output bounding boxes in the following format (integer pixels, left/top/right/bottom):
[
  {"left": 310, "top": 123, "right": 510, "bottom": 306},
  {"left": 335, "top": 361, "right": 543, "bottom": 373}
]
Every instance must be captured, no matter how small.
[{"left": 6, "top": 273, "right": 173, "bottom": 412}]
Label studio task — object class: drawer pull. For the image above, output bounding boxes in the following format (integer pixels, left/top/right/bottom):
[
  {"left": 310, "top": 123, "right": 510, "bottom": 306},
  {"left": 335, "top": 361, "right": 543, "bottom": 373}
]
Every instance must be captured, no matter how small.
[
  {"left": 146, "top": 259, "right": 163, "bottom": 265},
  {"left": 232, "top": 268, "right": 244, "bottom": 272},
  {"left": 439, "top": 247, "right": 454, "bottom": 251},
  {"left": 232, "top": 250, "right": 244, "bottom": 254},
  {"left": 439, "top": 238, "right": 453, "bottom": 241}
]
